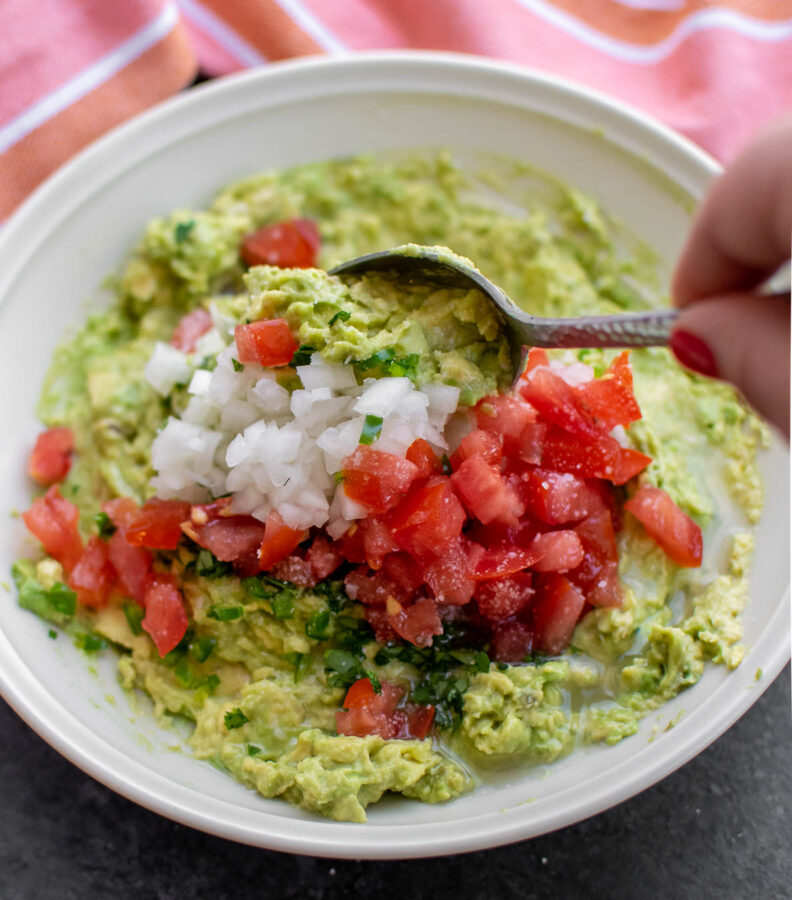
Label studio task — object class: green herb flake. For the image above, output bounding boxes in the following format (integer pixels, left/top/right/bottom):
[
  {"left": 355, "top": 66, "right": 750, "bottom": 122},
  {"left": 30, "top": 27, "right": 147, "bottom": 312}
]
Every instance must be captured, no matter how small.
[
  {"left": 473, "top": 651, "right": 490, "bottom": 673},
  {"left": 359, "top": 414, "right": 384, "bottom": 446},
  {"left": 75, "top": 632, "right": 107, "bottom": 654},
  {"left": 48, "top": 629, "right": 57, "bottom": 640},
  {"left": 207, "top": 605, "right": 244, "bottom": 622},
  {"left": 195, "top": 549, "right": 232, "bottom": 578},
  {"left": 224, "top": 708, "right": 250, "bottom": 730},
  {"left": 270, "top": 593, "right": 295, "bottom": 620},
  {"left": 174, "top": 220, "right": 195, "bottom": 243},
  {"left": 305, "top": 609, "right": 332, "bottom": 641},
  {"left": 290, "top": 345, "right": 315, "bottom": 367},
  {"left": 189, "top": 635, "right": 216, "bottom": 663},
  {"left": 94, "top": 511, "right": 116, "bottom": 540},
  {"left": 174, "top": 657, "right": 193, "bottom": 687},
  {"left": 232, "top": 358, "right": 244, "bottom": 373},
  {"left": 329, "top": 309, "right": 351, "bottom": 326},
  {"left": 284, "top": 651, "right": 312, "bottom": 683},
  {"left": 333, "top": 471, "right": 345, "bottom": 484},
  {"left": 48, "top": 583, "right": 77, "bottom": 616},
  {"left": 324, "top": 648, "right": 381, "bottom": 693},
  {"left": 247, "top": 744, "right": 262, "bottom": 757},
  {"left": 123, "top": 603, "right": 144, "bottom": 636}
]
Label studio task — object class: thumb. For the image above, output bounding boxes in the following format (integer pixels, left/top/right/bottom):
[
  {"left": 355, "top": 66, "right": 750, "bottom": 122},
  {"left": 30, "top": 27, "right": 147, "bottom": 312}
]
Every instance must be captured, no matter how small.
[{"left": 669, "top": 293, "right": 790, "bottom": 435}]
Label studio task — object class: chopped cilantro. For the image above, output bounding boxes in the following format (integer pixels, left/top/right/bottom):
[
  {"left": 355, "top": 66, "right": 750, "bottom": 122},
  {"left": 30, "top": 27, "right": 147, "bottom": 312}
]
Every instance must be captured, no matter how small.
[
  {"left": 283, "top": 651, "right": 312, "bottom": 683},
  {"left": 195, "top": 549, "right": 232, "bottom": 578},
  {"left": 359, "top": 414, "right": 383, "bottom": 445},
  {"left": 232, "top": 358, "right": 244, "bottom": 373},
  {"left": 305, "top": 609, "right": 332, "bottom": 640},
  {"left": 47, "top": 629, "right": 57, "bottom": 640},
  {"left": 243, "top": 574, "right": 293, "bottom": 599},
  {"left": 329, "top": 309, "right": 351, "bottom": 326},
  {"left": 247, "top": 744, "right": 262, "bottom": 757},
  {"left": 270, "top": 593, "right": 295, "bottom": 620},
  {"left": 94, "top": 511, "right": 116, "bottom": 540},
  {"left": 207, "top": 605, "right": 244, "bottom": 622},
  {"left": 189, "top": 635, "right": 216, "bottom": 663},
  {"left": 354, "top": 349, "right": 420, "bottom": 377},
  {"left": 174, "top": 220, "right": 195, "bottom": 243},
  {"left": 224, "top": 708, "right": 249, "bottom": 730},
  {"left": 313, "top": 579, "right": 347, "bottom": 612},
  {"left": 74, "top": 632, "right": 107, "bottom": 654},
  {"left": 123, "top": 603, "right": 144, "bottom": 636},
  {"left": 174, "top": 657, "right": 193, "bottom": 687},
  {"left": 48, "top": 583, "right": 77, "bottom": 616},
  {"left": 473, "top": 650, "right": 491, "bottom": 673},
  {"left": 290, "top": 345, "right": 315, "bottom": 367},
  {"left": 324, "top": 648, "right": 381, "bottom": 693}
]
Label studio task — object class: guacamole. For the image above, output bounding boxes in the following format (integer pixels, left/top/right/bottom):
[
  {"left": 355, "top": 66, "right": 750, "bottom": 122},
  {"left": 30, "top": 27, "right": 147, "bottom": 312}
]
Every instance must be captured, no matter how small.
[{"left": 12, "top": 152, "right": 767, "bottom": 823}]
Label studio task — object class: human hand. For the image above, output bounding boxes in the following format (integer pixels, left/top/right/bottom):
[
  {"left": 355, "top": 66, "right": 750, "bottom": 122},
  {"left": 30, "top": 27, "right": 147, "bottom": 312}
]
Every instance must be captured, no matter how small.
[{"left": 671, "top": 114, "right": 791, "bottom": 435}]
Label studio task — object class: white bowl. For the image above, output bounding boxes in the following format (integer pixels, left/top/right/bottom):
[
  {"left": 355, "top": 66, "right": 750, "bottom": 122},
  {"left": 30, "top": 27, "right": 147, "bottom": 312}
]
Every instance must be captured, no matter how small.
[{"left": 0, "top": 52, "right": 788, "bottom": 859}]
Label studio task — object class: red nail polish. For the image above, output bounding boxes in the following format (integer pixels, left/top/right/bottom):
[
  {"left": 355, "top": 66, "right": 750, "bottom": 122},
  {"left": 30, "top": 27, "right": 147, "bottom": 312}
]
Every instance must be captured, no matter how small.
[{"left": 669, "top": 329, "right": 719, "bottom": 378}]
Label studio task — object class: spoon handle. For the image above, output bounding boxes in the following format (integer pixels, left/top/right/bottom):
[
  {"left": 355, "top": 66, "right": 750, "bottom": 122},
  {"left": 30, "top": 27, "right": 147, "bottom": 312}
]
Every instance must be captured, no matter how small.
[{"left": 517, "top": 308, "right": 679, "bottom": 349}]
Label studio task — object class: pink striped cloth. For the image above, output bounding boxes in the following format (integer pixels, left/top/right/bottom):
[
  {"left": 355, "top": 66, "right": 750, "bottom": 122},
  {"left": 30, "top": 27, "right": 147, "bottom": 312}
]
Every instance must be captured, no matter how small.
[{"left": 3, "top": 0, "right": 792, "bottom": 221}]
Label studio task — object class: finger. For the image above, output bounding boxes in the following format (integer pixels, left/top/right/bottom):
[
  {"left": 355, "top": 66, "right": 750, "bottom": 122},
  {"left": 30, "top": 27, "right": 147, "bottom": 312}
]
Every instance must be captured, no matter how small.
[
  {"left": 673, "top": 114, "right": 792, "bottom": 307},
  {"left": 670, "top": 293, "right": 790, "bottom": 435}
]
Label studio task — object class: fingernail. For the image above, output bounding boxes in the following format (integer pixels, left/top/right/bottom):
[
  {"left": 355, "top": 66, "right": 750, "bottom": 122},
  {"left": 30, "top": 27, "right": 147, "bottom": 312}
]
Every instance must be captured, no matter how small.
[{"left": 669, "top": 329, "right": 719, "bottom": 378}]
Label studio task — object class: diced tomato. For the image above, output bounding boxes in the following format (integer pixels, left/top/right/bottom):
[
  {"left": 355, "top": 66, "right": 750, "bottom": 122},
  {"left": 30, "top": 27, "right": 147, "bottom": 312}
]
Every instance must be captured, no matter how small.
[
  {"left": 451, "top": 456, "right": 524, "bottom": 527},
  {"left": 387, "top": 596, "right": 443, "bottom": 648},
  {"left": 405, "top": 438, "right": 443, "bottom": 478},
  {"left": 22, "top": 485, "right": 84, "bottom": 573},
  {"left": 103, "top": 497, "right": 139, "bottom": 530},
  {"left": 576, "top": 351, "right": 642, "bottom": 430},
  {"left": 381, "top": 552, "right": 424, "bottom": 597},
  {"left": 475, "top": 572, "right": 534, "bottom": 622},
  {"left": 170, "top": 308, "right": 212, "bottom": 352},
  {"left": 387, "top": 476, "right": 466, "bottom": 562},
  {"left": 124, "top": 498, "right": 190, "bottom": 550},
  {"left": 107, "top": 530, "right": 153, "bottom": 605},
  {"left": 401, "top": 704, "right": 435, "bottom": 740},
  {"left": 490, "top": 620, "right": 534, "bottom": 663},
  {"left": 342, "top": 446, "right": 419, "bottom": 515},
  {"left": 539, "top": 425, "right": 622, "bottom": 482},
  {"left": 422, "top": 538, "right": 475, "bottom": 605},
  {"left": 188, "top": 515, "right": 266, "bottom": 567},
  {"left": 141, "top": 574, "right": 189, "bottom": 657},
  {"left": 572, "top": 509, "right": 622, "bottom": 607},
  {"left": 344, "top": 567, "right": 400, "bottom": 606},
  {"left": 469, "top": 543, "right": 539, "bottom": 580},
  {"left": 271, "top": 555, "right": 316, "bottom": 587},
  {"left": 519, "top": 468, "right": 602, "bottom": 524},
  {"left": 305, "top": 536, "right": 344, "bottom": 582},
  {"left": 520, "top": 366, "right": 609, "bottom": 445},
  {"left": 611, "top": 447, "right": 653, "bottom": 486},
  {"left": 517, "top": 422, "right": 547, "bottom": 464},
  {"left": 475, "top": 394, "right": 537, "bottom": 451},
  {"left": 360, "top": 517, "right": 398, "bottom": 570},
  {"left": 234, "top": 319, "right": 298, "bottom": 367},
  {"left": 28, "top": 427, "right": 74, "bottom": 486},
  {"left": 530, "top": 530, "right": 585, "bottom": 573},
  {"left": 364, "top": 606, "right": 400, "bottom": 644},
  {"left": 336, "top": 678, "right": 435, "bottom": 741},
  {"left": 624, "top": 486, "right": 703, "bottom": 568},
  {"left": 68, "top": 536, "right": 115, "bottom": 609},
  {"left": 449, "top": 429, "right": 501, "bottom": 470},
  {"left": 240, "top": 218, "right": 321, "bottom": 269},
  {"left": 531, "top": 573, "right": 586, "bottom": 655},
  {"left": 523, "top": 347, "right": 550, "bottom": 374},
  {"left": 258, "top": 511, "right": 307, "bottom": 571}
]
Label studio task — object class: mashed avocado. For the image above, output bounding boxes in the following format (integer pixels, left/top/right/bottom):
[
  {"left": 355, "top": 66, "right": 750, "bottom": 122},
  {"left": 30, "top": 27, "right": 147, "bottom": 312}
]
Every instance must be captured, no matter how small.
[{"left": 13, "top": 152, "right": 766, "bottom": 822}]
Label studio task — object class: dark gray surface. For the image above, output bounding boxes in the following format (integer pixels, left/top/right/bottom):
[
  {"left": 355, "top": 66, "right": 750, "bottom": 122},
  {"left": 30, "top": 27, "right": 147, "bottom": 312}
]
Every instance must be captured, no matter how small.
[{"left": 0, "top": 667, "right": 789, "bottom": 900}]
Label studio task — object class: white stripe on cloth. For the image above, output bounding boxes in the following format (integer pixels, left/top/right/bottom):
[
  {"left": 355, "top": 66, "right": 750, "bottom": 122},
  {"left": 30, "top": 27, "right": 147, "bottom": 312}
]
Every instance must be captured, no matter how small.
[
  {"left": 511, "top": 0, "right": 792, "bottom": 65},
  {"left": 176, "top": 0, "right": 268, "bottom": 66},
  {"left": 271, "top": 0, "right": 347, "bottom": 54},
  {"left": 0, "top": 3, "right": 180, "bottom": 154}
]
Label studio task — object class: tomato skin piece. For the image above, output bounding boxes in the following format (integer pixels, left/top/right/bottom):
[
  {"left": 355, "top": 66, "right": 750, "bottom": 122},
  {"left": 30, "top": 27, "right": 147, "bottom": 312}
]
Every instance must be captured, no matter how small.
[
  {"left": 124, "top": 498, "right": 191, "bottom": 550},
  {"left": 450, "top": 429, "right": 502, "bottom": 470},
  {"left": 624, "top": 486, "right": 703, "bottom": 567},
  {"left": 69, "top": 536, "right": 116, "bottom": 609},
  {"left": 490, "top": 620, "right": 534, "bottom": 663},
  {"left": 450, "top": 456, "right": 525, "bottom": 527},
  {"left": 170, "top": 308, "right": 212, "bottom": 352},
  {"left": 388, "top": 596, "right": 443, "bottom": 648},
  {"left": 258, "top": 511, "right": 307, "bottom": 571},
  {"left": 107, "top": 530, "right": 153, "bottom": 605},
  {"left": 531, "top": 573, "right": 586, "bottom": 655},
  {"left": 387, "top": 475, "right": 466, "bottom": 562},
  {"left": 22, "top": 485, "right": 84, "bottom": 574},
  {"left": 28, "top": 427, "right": 74, "bottom": 486},
  {"left": 342, "top": 446, "right": 420, "bottom": 515},
  {"left": 305, "top": 536, "right": 344, "bottom": 582},
  {"left": 530, "top": 530, "right": 585, "bottom": 573},
  {"left": 475, "top": 572, "right": 534, "bottom": 622},
  {"left": 240, "top": 218, "right": 321, "bottom": 268},
  {"left": 576, "top": 351, "right": 642, "bottom": 430},
  {"left": 405, "top": 438, "right": 443, "bottom": 479},
  {"left": 234, "top": 319, "right": 298, "bottom": 367},
  {"left": 141, "top": 574, "right": 189, "bottom": 657}
]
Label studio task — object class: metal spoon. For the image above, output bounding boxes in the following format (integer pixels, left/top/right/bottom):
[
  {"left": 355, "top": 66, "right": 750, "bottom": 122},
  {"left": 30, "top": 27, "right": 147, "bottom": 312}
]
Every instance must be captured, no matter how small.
[{"left": 329, "top": 245, "right": 677, "bottom": 379}]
